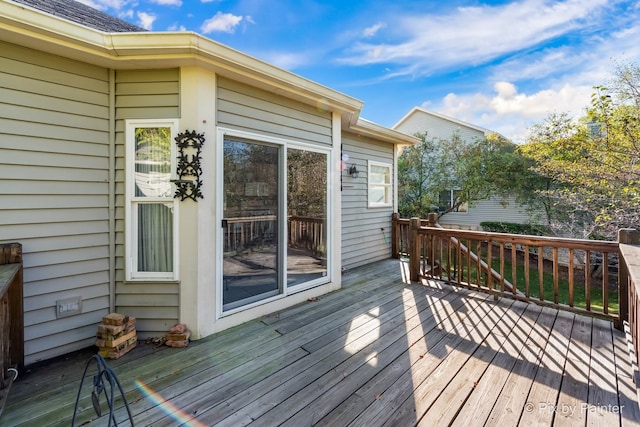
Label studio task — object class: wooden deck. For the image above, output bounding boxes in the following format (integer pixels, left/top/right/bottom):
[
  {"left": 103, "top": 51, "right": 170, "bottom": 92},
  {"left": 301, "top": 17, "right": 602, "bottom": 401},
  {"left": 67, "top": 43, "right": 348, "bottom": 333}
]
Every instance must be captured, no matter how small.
[{"left": 4, "top": 259, "right": 640, "bottom": 426}]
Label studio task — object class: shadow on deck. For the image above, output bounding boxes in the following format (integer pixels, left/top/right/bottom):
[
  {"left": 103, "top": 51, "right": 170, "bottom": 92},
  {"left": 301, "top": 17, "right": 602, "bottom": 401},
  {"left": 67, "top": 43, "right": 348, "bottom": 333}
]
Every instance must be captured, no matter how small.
[{"left": 4, "top": 259, "right": 640, "bottom": 426}]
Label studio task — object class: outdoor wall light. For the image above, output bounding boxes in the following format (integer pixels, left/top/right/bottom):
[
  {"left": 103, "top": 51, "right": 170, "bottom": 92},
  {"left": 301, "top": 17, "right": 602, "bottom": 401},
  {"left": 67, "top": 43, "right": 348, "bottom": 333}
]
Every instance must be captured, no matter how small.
[{"left": 347, "top": 164, "right": 360, "bottom": 178}]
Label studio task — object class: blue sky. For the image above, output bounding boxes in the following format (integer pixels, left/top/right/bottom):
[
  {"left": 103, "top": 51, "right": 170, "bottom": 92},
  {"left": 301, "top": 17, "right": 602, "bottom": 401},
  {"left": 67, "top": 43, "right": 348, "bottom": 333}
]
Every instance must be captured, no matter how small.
[{"left": 81, "top": 0, "right": 640, "bottom": 142}]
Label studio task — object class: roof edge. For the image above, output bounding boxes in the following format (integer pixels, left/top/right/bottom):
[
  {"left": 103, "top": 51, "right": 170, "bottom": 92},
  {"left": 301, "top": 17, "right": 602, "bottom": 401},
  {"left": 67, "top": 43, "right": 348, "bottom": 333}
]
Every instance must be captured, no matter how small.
[
  {"left": 0, "top": 1, "right": 363, "bottom": 118},
  {"left": 347, "top": 118, "right": 420, "bottom": 145}
]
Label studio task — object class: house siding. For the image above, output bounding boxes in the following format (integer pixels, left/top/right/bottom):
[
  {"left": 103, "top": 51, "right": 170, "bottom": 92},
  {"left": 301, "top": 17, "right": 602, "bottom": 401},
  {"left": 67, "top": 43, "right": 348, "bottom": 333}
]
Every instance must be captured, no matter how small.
[
  {"left": 396, "top": 112, "right": 485, "bottom": 142},
  {"left": 217, "top": 77, "right": 332, "bottom": 145},
  {"left": 0, "top": 41, "right": 111, "bottom": 364},
  {"left": 341, "top": 133, "right": 395, "bottom": 269},
  {"left": 114, "top": 68, "right": 181, "bottom": 338},
  {"left": 439, "top": 197, "right": 534, "bottom": 230}
]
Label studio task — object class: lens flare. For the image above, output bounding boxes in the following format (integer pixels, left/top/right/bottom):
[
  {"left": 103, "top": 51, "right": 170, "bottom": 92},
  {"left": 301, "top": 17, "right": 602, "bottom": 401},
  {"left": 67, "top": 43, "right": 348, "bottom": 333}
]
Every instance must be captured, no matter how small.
[{"left": 134, "top": 379, "right": 208, "bottom": 427}]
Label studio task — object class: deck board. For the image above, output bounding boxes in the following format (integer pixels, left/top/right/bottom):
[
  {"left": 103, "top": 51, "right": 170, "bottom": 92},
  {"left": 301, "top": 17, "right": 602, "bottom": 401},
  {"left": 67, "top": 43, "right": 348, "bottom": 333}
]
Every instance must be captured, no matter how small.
[{"left": 3, "top": 258, "right": 640, "bottom": 427}]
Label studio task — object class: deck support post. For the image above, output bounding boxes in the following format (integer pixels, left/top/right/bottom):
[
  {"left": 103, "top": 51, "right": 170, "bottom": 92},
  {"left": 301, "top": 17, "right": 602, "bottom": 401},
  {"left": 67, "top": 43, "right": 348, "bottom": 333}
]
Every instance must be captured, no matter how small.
[
  {"left": 391, "top": 213, "right": 400, "bottom": 259},
  {"left": 409, "top": 217, "right": 421, "bottom": 282},
  {"left": 619, "top": 228, "right": 640, "bottom": 330}
]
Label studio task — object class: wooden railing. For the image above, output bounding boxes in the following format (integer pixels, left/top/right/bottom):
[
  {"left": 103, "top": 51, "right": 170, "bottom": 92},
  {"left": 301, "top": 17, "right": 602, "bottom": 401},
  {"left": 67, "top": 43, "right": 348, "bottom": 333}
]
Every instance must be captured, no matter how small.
[
  {"left": 619, "top": 229, "right": 640, "bottom": 385},
  {"left": 393, "top": 214, "right": 625, "bottom": 327},
  {"left": 223, "top": 215, "right": 325, "bottom": 255},
  {"left": 0, "top": 243, "right": 24, "bottom": 417}
]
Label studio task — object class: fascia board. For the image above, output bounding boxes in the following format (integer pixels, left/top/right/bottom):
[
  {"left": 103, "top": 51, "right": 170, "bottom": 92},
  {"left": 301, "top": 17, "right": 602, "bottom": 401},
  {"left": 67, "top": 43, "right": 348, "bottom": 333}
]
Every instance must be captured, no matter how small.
[{"left": 347, "top": 118, "right": 420, "bottom": 146}]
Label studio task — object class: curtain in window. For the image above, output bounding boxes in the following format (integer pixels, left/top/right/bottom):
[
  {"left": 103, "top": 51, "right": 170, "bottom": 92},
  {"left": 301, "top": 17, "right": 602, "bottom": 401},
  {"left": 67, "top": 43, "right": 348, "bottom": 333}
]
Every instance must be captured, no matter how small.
[{"left": 138, "top": 203, "right": 173, "bottom": 272}]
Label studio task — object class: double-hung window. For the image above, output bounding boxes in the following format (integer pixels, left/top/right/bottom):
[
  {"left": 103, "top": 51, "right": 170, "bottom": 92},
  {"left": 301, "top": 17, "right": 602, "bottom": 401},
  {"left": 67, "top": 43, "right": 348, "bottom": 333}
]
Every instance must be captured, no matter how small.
[
  {"left": 126, "top": 120, "right": 178, "bottom": 280},
  {"left": 368, "top": 161, "right": 392, "bottom": 208}
]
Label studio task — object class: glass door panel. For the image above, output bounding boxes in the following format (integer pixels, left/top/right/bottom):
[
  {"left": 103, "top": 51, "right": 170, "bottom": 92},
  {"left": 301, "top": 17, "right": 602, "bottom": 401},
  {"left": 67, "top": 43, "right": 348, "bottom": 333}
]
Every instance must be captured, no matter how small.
[
  {"left": 222, "top": 139, "right": 280, "bottom": 310},
  {"left": 287, "top": 149, "right": 327, "bottom": 287}
]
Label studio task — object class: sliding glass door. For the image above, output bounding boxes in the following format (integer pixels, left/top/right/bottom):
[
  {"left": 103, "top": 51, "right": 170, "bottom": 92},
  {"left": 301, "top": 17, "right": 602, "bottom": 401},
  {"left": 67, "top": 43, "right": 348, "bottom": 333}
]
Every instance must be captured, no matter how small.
[
  {"left": 219, "top": 131, "right": 331, "bottom": 313},
  {"left": 222, "top": 138, "right": 281, "bottom": 311}
]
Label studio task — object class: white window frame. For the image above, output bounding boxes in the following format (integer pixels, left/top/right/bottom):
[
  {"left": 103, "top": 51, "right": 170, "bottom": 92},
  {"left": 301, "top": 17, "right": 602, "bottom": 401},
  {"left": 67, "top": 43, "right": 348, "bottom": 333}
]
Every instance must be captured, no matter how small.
[
  {"left": 367, "top": 160, "right": 393, "bottom": 208},
  {"left": 125, "top": 119, "right": 179, "bottom": 281},
  {"left": 439, "top": 189, "right": 468, "bottom": 214}
]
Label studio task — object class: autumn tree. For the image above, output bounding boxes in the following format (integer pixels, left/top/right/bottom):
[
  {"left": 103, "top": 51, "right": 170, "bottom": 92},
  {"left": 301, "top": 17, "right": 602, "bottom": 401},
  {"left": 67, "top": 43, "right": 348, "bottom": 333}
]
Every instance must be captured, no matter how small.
[{"left": 520, "top": 62, "right": 640, "bottom": 239}]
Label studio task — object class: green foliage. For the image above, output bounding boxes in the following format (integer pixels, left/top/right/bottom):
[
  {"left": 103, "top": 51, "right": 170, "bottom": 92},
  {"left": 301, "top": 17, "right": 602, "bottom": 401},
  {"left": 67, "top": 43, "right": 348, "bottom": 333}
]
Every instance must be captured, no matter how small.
[
  {"left": 479, "top": 222, "right": 551, "bottom": 236},
  {"left": 398, "top": 130, "right": 546, "bottom": 220},
  {"left": 520, "top": 61, "right": 640, "bottom": 239}
]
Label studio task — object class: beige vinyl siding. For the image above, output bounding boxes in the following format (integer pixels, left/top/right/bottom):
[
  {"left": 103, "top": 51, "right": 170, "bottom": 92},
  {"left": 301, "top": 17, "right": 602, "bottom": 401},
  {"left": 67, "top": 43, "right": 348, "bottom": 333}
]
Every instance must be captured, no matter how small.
[
  {"left": 440, "top": 197, "right": 535, "bottom": 230},
  {"left": 114, "top": 68, "right": 181, "bottom": 338},
  {"left": 341, "top": 133, "right": 395, "bottom": 269},
  {"left": 217, "top": 77, "right": 332, "bottom": 145},
  {"left": 0, "top": 41, "right": 110, "bottom": 365},
  {"left": 396, "top": 111, "right": 486, "bottom": 142}
]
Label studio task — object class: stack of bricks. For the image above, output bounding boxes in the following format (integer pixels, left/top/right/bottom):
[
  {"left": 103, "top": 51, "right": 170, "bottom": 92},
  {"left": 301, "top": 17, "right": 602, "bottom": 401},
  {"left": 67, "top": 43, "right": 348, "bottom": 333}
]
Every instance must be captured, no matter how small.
[
  {"left": 165, "top": 323, "right": 190, "bottom": 348},
  {"left": 96, "top": 313, "right": 137, "bottom": 359}
]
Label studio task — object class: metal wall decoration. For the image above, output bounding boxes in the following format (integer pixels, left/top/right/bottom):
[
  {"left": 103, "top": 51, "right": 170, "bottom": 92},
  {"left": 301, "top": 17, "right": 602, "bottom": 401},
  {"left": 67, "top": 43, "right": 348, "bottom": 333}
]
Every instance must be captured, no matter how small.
[{"left": 173, "top": 130, "right": 205, "bottom": 201}]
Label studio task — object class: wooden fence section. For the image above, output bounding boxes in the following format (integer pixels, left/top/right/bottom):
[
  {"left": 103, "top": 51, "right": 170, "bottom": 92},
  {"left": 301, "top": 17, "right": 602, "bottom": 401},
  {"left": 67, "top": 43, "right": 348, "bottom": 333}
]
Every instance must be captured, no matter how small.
[
  {"left": 393, "top": 214, "right": 624, "bottom": 327},
  {"left": 0, "top": 243, "right": 24, "bottom": 417},
  {"left": 223, "top": 215, "right": 325, "bottom": 255}
]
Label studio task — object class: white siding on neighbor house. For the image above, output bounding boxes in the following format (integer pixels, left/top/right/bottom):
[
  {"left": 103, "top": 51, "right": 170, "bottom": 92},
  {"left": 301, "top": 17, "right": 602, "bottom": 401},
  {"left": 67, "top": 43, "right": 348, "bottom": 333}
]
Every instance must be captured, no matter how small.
[
  {"left": 396, "top": 111, "right": 486, "bottom": 142},
  {"left": 341, "top": 133, "right": 395, "bottom": 269},
  {"left": 217, "top": 77, "right": 333, "bottom": 146},
  {"left": 0, "top": 41, "right": 111, "bottom": 365},
  {"left": 114, "top": 68, "right": 181, "bottom": 338},
  {"left": 439, "top": 197, "right": 534, "bottom": 230}
]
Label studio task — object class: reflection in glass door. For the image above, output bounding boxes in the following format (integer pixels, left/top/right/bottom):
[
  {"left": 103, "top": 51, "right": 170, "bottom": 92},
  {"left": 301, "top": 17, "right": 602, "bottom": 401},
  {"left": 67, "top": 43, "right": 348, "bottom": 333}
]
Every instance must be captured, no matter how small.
[
  {"left": 222, "top": 138, "right": 280, "bottom": 311},
  {"left": 287, "top": 148, "right": 327, "bottom": 287}
]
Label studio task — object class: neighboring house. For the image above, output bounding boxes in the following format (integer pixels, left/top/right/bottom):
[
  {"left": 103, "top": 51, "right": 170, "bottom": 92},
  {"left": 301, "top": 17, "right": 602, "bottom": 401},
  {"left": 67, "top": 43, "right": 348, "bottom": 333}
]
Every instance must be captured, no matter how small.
[
  {"left": 0, "top": 0, "right": 417, "bottom": 365},
  {"left": 393, "top": 107, "right": 536, "bottom": 230}
]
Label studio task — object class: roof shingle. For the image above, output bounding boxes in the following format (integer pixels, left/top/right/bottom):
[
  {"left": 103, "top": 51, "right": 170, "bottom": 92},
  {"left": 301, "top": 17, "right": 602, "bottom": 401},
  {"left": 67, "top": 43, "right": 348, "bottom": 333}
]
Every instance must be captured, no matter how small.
[{"left": 10, "top": 0, "right": 146, "bottom": 33}]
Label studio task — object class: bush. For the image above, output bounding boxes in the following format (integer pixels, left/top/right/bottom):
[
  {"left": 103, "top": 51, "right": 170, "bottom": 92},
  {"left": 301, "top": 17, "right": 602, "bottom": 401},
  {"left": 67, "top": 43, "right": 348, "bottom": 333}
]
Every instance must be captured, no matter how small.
[{"left": 480, "top": 222, "right": 551, "bottom": 236}]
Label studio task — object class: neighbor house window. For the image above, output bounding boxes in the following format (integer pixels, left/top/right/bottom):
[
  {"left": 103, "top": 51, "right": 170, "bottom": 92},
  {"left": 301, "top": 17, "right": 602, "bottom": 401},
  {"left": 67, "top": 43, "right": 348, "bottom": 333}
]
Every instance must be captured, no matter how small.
[
  {"left": 126, "top": 120, "right": 178, "bottom": 280},
  {"left": 438, "top": 189, "right": 468, "bottom": 213},
  {"left": 368, "top": 161, "right": 392, "bottom": 207}
]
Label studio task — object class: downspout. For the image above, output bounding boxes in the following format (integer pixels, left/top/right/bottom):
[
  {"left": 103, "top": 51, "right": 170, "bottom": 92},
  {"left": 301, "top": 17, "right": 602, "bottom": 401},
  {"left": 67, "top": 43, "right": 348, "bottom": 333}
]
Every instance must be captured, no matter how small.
[{"left": 108, "top": 69, "right": 116, "bottom": 312}]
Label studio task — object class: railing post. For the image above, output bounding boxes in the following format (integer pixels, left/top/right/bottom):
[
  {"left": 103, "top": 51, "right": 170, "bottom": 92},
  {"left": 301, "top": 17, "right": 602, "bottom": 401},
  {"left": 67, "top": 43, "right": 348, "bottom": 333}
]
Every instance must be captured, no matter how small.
[
  {"left": 409, "top": 217, "right": 421, "bottom": 282},
  {"left": 426, "top": 212, "right": 438, "bottom": 227},
  {"left": 391, "top": 213, "right": 399, "bottom": 259},
  {"left": 619, "top": 228, "right": 640, "bottom": 330}
]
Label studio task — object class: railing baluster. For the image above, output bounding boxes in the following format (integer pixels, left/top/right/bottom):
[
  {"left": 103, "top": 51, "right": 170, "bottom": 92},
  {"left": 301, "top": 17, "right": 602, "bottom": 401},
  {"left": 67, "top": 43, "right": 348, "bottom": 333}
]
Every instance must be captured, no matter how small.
[
  {"left": 524, "top": 245, "right": 530, "bottom": 298},
  {"left": 487, "top": 242, "right": 493, "bottom": 294},
  {"left": 568, "top": 248, "right": 574, "bottom": 307},
  {"left": 553, "top": 247, "right": 559, "bottom": 304},
  {"left": 511, "top": 243, "right": 517, "bottom": 295},
  {"left": 538, "top": 246, "right": 544, "bottom": 301},
  {"left": 586, "top": 250, "right": 591, "bottom": 312},
  {"left": 476, "top": 240, "right": 482, "bottom": 288},
  {"left": 500, "top": 242, "right": 505, "bottom": 293},
  {"left": 603, "top": 252, "right": 609, "bottom": 315}
]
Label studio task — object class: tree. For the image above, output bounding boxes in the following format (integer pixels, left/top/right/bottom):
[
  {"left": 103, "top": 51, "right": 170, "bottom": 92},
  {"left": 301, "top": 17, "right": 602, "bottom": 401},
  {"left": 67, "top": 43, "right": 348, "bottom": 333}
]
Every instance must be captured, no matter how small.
[
  {"left": 520, "top": 62, "right": 640, "bottom": 239},
  {"left": 398, "top": 130, "right": 544, "bottom": 220}
]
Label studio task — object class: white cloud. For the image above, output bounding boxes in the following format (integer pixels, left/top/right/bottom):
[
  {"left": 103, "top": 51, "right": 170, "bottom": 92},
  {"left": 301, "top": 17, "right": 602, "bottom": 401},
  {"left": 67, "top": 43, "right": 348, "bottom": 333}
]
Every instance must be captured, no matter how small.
[
  {"left": 340, "top": 0, "right": 610, "bottom": 75},
  {"left": 434, "top": 81, "right": 593, "bottom": 142},
  {"left": 362, "top": 22, "right": 386, "bottom": 38},
  {"left": 201, "top": 11, "right": 244, "bottom": 34},
  {"left": 137, "top": 11, "right": 157, "bottom": 30},
  {"left": 150, "top": 0, "right": 182, "bottom": 5}
]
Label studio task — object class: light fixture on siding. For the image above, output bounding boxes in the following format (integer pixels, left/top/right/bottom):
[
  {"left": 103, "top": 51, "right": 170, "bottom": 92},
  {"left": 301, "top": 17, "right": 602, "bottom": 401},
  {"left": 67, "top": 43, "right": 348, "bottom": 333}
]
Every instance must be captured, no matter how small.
[{"left": 347, "top": 164, "right": 359, "bottom": 178}]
